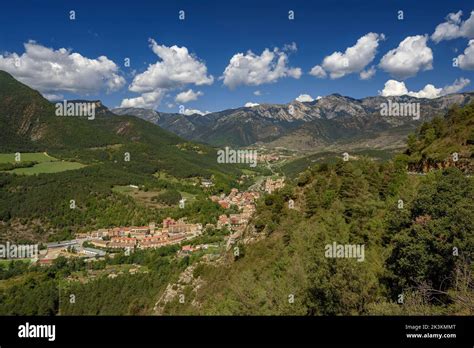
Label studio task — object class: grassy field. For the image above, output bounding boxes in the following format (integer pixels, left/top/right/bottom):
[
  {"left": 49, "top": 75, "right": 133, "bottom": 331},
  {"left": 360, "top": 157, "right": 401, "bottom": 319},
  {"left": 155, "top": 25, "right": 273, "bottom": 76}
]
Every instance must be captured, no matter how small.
[
  {"left": 179, "top": 191, "right": 197, "bottom": 203},
  {"left": 7, "top": 161, "right": 86, "bottom": 175},
  {"left": 154, "top": 171, "right": 181, "bottom": 183},
  {"left": 112, "top": 185, "right": 165, "bottom": 208},
  {"left": 113, "top": 184, "right": 198, "bottom": 208},
  {"left": 0, "top": 152, "right": 86, "bottom": 175},
  {"left": 154, "top": 171, "right": 200, "bottom": 186},
  {"left": 241, "top": 168, "right": 258, "bottom": 175},
  {"left": 112, "top": 185, "right": 139, "bottom": 194},
  {"left": 0, "top": 152, "right": 54, "bottom": 163}
]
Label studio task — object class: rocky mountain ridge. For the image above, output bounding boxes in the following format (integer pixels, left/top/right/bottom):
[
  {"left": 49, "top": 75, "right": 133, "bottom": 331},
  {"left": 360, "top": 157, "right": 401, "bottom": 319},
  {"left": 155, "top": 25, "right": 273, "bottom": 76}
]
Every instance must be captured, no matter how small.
[{"left": 112, "top": 92, "right": 474, "bottom": 150}]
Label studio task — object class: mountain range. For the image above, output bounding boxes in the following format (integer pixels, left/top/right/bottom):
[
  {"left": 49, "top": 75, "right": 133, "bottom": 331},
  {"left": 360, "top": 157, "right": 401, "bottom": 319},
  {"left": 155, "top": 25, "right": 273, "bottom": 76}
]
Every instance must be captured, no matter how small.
[
  {"left": 2, "top": 66, "right": 472, "bottom": 156},
  {"left": 112, "top": 92, "right": 474, "bottom": 151}
]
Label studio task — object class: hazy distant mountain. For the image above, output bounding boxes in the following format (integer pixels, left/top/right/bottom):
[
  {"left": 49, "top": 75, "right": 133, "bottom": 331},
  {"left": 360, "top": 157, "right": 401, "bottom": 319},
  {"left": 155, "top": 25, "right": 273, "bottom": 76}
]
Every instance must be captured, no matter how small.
[{"left": 113, "top": 92, "right": 474, "bottom": 151}]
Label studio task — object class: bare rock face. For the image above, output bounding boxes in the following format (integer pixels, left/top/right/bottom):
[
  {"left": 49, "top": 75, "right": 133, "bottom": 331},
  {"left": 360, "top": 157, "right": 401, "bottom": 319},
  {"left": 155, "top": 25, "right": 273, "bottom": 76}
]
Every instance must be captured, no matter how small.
[{"left": 153, "top": 264, "right": 204, "bottom": 315}]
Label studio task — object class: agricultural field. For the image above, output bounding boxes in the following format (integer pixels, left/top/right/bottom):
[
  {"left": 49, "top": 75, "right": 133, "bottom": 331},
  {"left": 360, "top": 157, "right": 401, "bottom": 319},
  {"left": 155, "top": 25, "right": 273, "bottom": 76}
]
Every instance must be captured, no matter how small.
[
  {"left": 112, "top": 185, "right": 166, "bottom": 208},
  {"left": 0, "top": 152, "right": 54, "bottom": 163},
  {"left": 0, "top": 152, "right": 86, "bottom": 175},
  {"left": 179, "top": 191, "right": 197, "bottom": 203}
]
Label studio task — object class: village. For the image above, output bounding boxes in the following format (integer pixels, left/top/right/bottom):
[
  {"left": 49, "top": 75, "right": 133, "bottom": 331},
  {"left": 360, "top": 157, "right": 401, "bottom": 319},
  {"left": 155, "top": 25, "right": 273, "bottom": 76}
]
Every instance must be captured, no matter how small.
[{"left": 36, "top": 176, "right": 286, "bottom": 265}]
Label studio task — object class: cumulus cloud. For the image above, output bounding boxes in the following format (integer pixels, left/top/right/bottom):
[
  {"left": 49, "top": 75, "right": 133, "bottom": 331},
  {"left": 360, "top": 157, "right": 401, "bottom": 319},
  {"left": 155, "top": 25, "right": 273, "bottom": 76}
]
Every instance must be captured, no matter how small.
[
  {"left": 295, "top": 94, "right": 314, "bottom": 102},
  {"left": 360, "top": 66, "right": 376, "bottom": 80},
  {"left": 254, "top": 90, "right": 262, "bottom": 96},
  {"left": 309, "top": 33, "right": 384, "bottom": 79},
  {"left": 379, "top": 35, "right": 433, "bottom": 79},
  {"left": 244, "top": 102, "right": 260, "bottom": 107},
  {"left": 309, "top": 65, "right": 327, "bottom": 78},
  {"left": 221, "top": 45, "right": 302, "bottom": 89},
  {"left": 439, "top": 77, "right": 471, "bottom": 95},
  {"left": 129, "top": 39, "right": 213, "bottom": 92},
  {"left": 120, "top": 90, "right": 165, "bottom": 109},
  {"left": 183, "top": 108, "right": 209, "bottom": 116},
  {"left": 431, "top": 11, "right": 474, "bottom": 43},
  {"left": 379, "top": 80, "right": 410, "bottom": 97},
  {"left": 379, "top": 78, "right": 470, "bottom": 99},
  {"left": 42, "top": 93, "right": 64, "bottom": 101},
  {"left": 175, "top": 89, "right": 203, "bottom": 103},
  {"left": 456, "top": 40, "right": 474, "bottom": 70},
  {"left": 0, "top": 40, "right": 125, "bottom": 95},
  {"left": 121, "top": 39, "right": 213, "bottom": 109}
]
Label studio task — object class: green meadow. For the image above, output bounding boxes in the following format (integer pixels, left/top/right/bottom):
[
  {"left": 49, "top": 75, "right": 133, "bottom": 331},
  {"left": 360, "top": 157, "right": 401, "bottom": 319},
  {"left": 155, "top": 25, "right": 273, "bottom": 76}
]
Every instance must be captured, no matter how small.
[
  {"left": 0, "top": 152, "right": 86, "bottom": 175},
  {"left": 0, "top": 152, "right": 54, "bottom": 163}
]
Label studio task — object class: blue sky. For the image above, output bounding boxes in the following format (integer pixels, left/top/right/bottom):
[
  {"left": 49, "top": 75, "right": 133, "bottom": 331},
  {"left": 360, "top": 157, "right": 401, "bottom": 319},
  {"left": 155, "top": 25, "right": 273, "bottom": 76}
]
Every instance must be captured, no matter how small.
[{"left": 1, "top": 0, "right": 473, "bottom": 113}]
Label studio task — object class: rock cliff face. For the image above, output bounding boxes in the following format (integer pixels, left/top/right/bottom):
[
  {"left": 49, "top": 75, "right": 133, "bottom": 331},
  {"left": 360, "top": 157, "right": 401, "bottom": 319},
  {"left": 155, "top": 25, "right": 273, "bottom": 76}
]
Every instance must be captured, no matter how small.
[
  {"left": 409, "top": 157, "right": 473, "bottom": 174},
  {"left": 113, "top": 92, "right": 474, "bottom": 150}
]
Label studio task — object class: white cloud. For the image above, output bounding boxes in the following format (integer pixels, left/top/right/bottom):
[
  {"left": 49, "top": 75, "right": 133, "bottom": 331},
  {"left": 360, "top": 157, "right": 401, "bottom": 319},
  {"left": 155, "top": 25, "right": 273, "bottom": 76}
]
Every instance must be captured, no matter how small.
[
  {"left": 244, "top": 102, "right": 260, "bottom": 107},
  {"left": 379, "top": 78, "right": 470, "bottom": 99},
  {"left": 121, "top": 39, "right": 213, "bottom": 109},
  {"left": 175, "top": 89, "right": 203, "bottom": 103},
  {"left": 129, "top": 39, "right": 213, "bottom": 92},
  {"left": 408, "top": 84, "right": 442, "bottom": 99},
  {"left": 183, "top": 108, "right": 209, "bottom": 116},
  {"left": 221, "top": 45, "right": 302, "bottom": 89},
  {"left": 42, "top": 93, "right": 64, "bottom": 101},
  {"left": 379, "top": 80, "right": 409, "bottom": 97},
  {"left": 309, "top": 65, "right": 327, "bottom": 78},
  {"left": 439, "top": 77, "right": 471, "bottom": 95},
  {"left": 120, "top": 90, "right": 165, "bottom": 109},
  {"left": 457, "top": 40, "right": 474, "bottom": 70},
  {"left": 0, "top": 41, "right": 125, "bottom": 95},
  {"left": 360, "top": 65, "right": 376, "bottom": 80},
  {"left": 295, "top": 94, "right": 314, "bottom": 102},
  {"left": 310, "top": 33, "right": 384, "bottom": 79},
  {"left": 431, "top": 11, "right": 474, "bottom": 43},
  {"left": 254, "top": 90, "right": 262, "bottom": 96},
  {"left": 379, "top": 35, "right": 433, "bottom": 79}
]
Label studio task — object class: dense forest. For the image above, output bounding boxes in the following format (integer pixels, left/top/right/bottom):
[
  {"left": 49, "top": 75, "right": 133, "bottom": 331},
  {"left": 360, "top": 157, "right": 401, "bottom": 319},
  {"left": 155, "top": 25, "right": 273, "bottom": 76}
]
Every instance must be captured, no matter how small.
[{"left": 161, "top": 162, "right": 472, "bottom": 315}]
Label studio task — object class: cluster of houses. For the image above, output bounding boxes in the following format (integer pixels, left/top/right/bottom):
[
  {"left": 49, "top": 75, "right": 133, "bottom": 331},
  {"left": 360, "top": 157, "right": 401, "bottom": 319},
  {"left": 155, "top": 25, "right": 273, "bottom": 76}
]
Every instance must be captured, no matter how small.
[
  {"left": 201, "top": 178, "right": 214, "bottom": 188},
  {"left": 264, "top": 177, "right": 285, "bottom": 194},
  {"left": 209, "top": 188, "right": 260, "bottom": 232},
  {"left": 37, "top": 240, "right": 106, "bottom": 266},
  {"left": 258, "top": 153, "right": 280, "bottom": 162},
  {"left": 36, "top": 176, "right": 286, "bottom": 266},
  {"left": 78, "top": 218, "right": 203, "bottom": 250},
  {"left": 36, "top": 218, "right": 204, "bottom": 265}
]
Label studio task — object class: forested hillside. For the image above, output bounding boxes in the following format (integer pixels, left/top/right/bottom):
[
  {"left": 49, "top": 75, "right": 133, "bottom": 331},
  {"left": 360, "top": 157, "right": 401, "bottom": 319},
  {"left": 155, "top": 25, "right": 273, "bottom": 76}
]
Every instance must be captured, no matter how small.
[
  {"left": 162, "top": 161, "right": 472, "bottom": 315},
  {"left": 403, "top": 103, "right": 474, "bottom": 173},
  {"left": 159, "top": 105, "right": 474, "bottom": 315}
]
